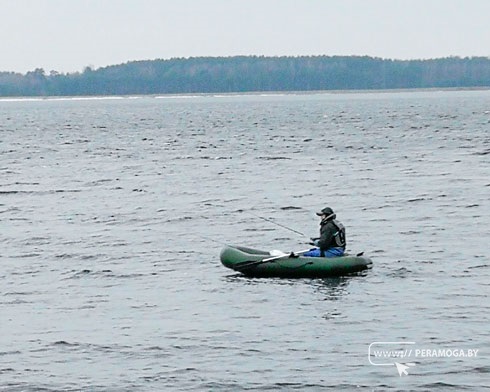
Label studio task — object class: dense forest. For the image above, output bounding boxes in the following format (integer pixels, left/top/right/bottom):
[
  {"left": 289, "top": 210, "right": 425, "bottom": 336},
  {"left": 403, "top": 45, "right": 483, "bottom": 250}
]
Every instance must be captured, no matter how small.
[{"left": 1, "top": 55, "right": 489, "bottom": 96}]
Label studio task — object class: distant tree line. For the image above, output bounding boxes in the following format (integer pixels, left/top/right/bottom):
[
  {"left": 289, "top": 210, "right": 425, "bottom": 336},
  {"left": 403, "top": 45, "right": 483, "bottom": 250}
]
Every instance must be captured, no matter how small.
[{"left": 1, "top": 55, "right": 489, "bottom": 96}]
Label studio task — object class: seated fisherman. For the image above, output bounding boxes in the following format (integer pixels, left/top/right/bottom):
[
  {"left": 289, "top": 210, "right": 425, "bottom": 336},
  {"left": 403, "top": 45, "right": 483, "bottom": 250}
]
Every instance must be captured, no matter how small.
[{"left": 303, "top": 207, "right": 346, "bottom": 257}]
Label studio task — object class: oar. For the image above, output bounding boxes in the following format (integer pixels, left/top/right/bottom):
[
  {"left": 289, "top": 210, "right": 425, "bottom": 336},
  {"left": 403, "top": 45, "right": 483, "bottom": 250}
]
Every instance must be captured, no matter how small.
[
  {"left": 262, "top": 248, "right": 313, "bottom": 262},
  {"left": 235, "top": 248, "right": 314, "bottom": 271}
]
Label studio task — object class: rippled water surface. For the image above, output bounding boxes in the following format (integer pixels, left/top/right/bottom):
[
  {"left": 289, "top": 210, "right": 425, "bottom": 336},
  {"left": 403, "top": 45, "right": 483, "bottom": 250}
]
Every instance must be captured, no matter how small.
[{"left": 1, "top": 91, "right": 489, "bottom": 391}]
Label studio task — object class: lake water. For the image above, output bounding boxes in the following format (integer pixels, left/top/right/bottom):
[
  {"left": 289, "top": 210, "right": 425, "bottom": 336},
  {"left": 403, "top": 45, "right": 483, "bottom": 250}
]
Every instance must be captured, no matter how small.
[{"left": 1, "top": 90, "right": 489, "bottom": 391}]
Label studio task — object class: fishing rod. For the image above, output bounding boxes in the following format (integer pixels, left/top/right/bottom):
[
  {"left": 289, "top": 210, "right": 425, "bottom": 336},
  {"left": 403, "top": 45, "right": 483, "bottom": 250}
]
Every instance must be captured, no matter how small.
[{"left": 240, "top": 210, "right": 309, "bottom": 239}]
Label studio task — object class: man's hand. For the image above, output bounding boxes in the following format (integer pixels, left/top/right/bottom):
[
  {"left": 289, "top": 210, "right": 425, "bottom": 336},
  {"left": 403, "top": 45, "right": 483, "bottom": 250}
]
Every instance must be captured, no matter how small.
[{"left": 309, "top": 238, "right": 319, "bottom": 246}]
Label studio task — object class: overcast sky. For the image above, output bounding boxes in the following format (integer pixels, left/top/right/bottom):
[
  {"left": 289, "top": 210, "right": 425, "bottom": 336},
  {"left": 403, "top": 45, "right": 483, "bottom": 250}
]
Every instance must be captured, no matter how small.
[{"left": 1, "top": 0, "right": 489, "bottom": 73}]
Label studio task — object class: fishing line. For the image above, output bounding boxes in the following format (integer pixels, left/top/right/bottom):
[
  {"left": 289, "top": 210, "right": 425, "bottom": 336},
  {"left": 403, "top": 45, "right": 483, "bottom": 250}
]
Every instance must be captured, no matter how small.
[
  {"left": 196, "top": 233, "right": 232, "bottom": 246},
  {"left": 239, "top": 209, "right": 308, "bottom": 238}
]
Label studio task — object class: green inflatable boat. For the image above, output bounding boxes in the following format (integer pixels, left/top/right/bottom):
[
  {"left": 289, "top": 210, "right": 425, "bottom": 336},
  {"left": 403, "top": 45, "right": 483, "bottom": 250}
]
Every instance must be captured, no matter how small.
[{"left": 220, "top": 245, "right": 373, "bottom": 278}]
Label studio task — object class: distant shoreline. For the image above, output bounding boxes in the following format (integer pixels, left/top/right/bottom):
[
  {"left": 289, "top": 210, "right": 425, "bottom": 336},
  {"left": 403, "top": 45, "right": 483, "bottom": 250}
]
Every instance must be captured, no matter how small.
[
  {"left": 1, "top": 86, "right": 489, "bottom": 102},
  {"left": 1, "top": 56, "right": 489, "bottom": 97}
]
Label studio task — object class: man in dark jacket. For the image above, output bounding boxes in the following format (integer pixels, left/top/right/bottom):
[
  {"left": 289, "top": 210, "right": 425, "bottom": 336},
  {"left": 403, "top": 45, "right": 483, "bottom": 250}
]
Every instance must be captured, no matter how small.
[{"left": 303, "top": 207, "right": 346, "bottom": 257}]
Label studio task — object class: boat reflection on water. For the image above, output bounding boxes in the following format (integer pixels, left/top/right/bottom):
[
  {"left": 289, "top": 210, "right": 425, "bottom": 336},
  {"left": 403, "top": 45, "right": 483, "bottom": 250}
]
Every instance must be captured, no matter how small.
[{"left": 224, "top": 269, "right": 369, "bottom": 300}]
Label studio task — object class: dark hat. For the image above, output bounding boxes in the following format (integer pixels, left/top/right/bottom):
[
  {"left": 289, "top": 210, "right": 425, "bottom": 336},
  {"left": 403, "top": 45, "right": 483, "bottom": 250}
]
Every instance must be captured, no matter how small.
[{"left": 316, "top": 207, "right": 334, "bottom": 216}]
